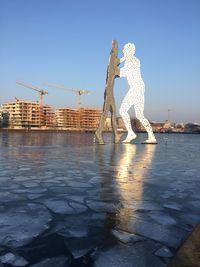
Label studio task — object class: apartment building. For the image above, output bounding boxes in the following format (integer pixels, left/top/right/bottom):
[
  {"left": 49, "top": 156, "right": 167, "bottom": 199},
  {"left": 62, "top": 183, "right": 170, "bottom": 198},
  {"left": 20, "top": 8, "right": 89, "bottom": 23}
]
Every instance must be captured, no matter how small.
[
  {"left": 56, "top": 107, "right": 102, "bottom": 130},
  {"left": 1, "top": 100, "right": 56, "bottom": 129}
]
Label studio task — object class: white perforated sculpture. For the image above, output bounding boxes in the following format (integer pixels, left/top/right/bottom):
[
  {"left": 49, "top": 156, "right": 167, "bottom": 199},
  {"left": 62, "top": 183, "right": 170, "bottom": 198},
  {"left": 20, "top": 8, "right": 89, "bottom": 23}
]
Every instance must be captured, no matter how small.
[{"left": 119, "top": 43, "right": 157, "bottom": 144}]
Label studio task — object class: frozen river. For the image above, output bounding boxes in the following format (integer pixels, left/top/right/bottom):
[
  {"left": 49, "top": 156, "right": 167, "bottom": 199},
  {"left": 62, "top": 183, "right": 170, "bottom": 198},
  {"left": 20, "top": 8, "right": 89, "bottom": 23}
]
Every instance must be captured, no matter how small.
[{"left": 0, "top": 131, "right": 200, "bottom": 267}]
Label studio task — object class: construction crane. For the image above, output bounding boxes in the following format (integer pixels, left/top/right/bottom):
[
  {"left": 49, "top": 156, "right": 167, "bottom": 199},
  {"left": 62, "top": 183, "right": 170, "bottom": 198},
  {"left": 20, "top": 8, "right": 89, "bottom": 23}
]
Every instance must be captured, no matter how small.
[
  {"left": 44, "top": 83, "right": 91, "bottom": 109},
  {"left": 16, "top": 80, "right": 48, "bottom": 108},
  {"left": 16, "top": 80, "right": 48, "bottom": 127}
]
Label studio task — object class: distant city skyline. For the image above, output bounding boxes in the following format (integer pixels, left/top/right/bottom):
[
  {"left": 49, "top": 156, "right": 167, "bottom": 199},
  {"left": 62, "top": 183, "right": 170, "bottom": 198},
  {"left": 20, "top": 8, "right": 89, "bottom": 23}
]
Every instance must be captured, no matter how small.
[{"left": 0, "top": 0, "right": 200, "bottom": 123}]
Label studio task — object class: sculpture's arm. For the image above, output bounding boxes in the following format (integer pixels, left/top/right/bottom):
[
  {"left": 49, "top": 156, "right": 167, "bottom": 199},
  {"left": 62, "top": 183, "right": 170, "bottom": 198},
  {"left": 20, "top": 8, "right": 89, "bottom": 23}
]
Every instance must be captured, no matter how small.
[
  {"left": 120, "top": 57, "right": 125, "bottom": 63},
  {"left": 119, "top": 66, "right": 126, "bottom": 77},
  {"left": 118, "top": 57, "right": 126, "bottom": 77},
  {"left": 114, "top": 57, "right": 121, "bottom": 77}
]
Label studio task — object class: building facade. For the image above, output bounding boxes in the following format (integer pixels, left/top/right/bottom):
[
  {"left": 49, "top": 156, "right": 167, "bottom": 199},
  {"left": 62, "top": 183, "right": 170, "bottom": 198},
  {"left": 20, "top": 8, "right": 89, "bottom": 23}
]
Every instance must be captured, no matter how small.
[
  {"left": 1, "top": 100, "right": 56, "bottom": 129},
  {"left": 56, "top": 107, "right": 102, "bottom": 130}
]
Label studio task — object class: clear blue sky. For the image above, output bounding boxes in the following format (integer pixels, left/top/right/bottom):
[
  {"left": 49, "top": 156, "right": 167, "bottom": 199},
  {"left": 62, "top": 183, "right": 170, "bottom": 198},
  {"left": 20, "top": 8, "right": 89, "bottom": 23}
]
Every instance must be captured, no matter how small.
[{"left": 0, "top": 0, "right": 200, "bottom": 122}]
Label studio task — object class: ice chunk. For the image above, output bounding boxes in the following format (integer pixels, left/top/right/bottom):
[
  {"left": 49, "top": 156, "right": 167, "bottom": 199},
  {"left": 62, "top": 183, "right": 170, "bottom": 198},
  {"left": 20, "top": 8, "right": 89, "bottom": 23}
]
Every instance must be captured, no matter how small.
[
  {"left": 0, "top": 252, "right": 28, "bottom": 266},
  {"left": 0, "top": 192, "right": 25, "bottom": 203},
  {"left": 91, "top": 213, "right": 106, "bottom": 220},
  {"left": 70, "top": 248, "right": 91, "bottom": 259},
  {"left": 44, "top": 171, "right": 54, "bottom": 177},
  {"left": 94, "top": 243, "right": 166, "bottom": 267},
  {"left": 14, "top": 176, "right": 30, "bottom": 181},
  {"left": 179, "top": 213, "right": 200, "bottom": 227},
  {"left": 118, "top": 217, "right": 188, "bottom": 248},
  {"left": 67, "top": 181, "right": 93, "bottom": 188},
  {"left": 0, "top": 204, "right": 51, "bottom": 248},
  {"left": 67, "top": 195, "right": 85, "bottom": 203},
  {"left": 89, "top": 176, "right": 101, "bottom": 184},
  {"left": 148, "top": 211, "right": 177, "bottom": 226},
  {"left": 18, "top": 167, "right": 31, "bottom": 171},
  {"left": 86, "top": 200, "right": 118, "bottom": 213},
  {"left": 26, "top": 194, "right": 44, "bottom": 200},
  {"left": 80, "top": 160, "right": 94, "bottom": 164},
  {"left": 44, "top": 199, "right": 75, "bottom": 214},
  {"left": 154, "top": 246, "right": 173, "bottom": 258},
  {"left": 30, "top": 256, "right": 70, "bottom": 267},
  {"left": 188, "top": 200, "right": 200, "bottom": 211},
  {"left": 69, "top": 202, "right": 88, "bottom": 213},
  {"left": 163, "top": 202, "right": 182, "bottom": 211},
  {"left": 68, "top": 226, "right": 89, "bottom": 238},
  {"left": 123, "top": 201, "right": 162, "bottom": 211},
  {"left": 28, "top": 188, "right": 47, "bottom": 193},
  {"left": 112, "top": 229, "right": 145, "bottom": 243},
  {"left": 23, "top": 182, "right": 40, "bottom": 188}
]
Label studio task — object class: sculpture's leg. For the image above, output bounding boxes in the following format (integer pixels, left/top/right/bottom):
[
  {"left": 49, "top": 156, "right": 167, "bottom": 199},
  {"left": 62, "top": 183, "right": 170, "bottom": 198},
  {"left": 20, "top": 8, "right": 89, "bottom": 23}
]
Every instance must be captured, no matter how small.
[
  {"left": 119, "top": 90, "right": 137, "bottom": 143},
  {"left": 95, "top": 101, "right": 110, "bottom": 144},
  {"left": 134, "top": 99, "right": 157, "bottom": 144},
  {"left": 110, "top": 102, "right": 120, "bottom": 143}
]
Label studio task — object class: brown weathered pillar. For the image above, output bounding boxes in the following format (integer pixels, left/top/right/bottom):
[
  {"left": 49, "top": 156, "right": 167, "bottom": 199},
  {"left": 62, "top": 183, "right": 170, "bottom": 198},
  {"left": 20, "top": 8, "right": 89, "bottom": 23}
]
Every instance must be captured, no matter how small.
[{"left": 95, "top": 40, "right": 120, "bottom": 144}]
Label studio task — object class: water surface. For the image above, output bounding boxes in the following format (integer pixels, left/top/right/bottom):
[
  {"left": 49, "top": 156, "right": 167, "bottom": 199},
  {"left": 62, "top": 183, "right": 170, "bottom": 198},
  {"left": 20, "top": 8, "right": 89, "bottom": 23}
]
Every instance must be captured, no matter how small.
[{"left": 0, "top": 131, "right": 200, "bottom": 267}]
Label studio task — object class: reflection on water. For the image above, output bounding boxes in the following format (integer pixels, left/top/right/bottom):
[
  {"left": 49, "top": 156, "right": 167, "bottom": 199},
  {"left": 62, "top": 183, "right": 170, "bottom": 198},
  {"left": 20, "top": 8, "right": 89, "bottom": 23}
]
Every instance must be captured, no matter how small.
[
  {"left": 116, "top": 144, "right": 156, "bottom": 200},
  {"left": 115, "top": 144, "right": 156, "bottom": 230},
  {"left": 0, "top": 131, "right": 94, "bottom": 147},
  {"left": 0, "top": 131, "right": 200, "bottom": 264},
  {"left": 94, "top": 143, "right": 156, "bottom": 231},
  {"left": 0, "top": 131, "right": 95, "bottom": 164}
]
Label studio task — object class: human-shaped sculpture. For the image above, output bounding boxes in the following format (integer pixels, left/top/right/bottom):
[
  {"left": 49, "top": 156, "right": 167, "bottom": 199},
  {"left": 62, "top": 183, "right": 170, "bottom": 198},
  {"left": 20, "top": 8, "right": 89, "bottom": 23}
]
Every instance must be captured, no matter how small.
[
  {"left": 119, "top": 43, "right": 157, "bottom": 144},
  {"left": 95, "top": 40, "right": 120, "bottom": 144}
]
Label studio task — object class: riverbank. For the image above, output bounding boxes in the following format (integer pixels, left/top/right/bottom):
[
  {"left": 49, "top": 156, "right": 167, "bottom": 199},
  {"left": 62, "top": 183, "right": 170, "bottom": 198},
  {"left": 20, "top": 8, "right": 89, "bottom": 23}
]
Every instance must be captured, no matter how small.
[
  {"left": 168, "top": 223, "right": 200, "bottom": 267},
  {"left": 0, "top": 128, "right": 200, "bottom": 134}
]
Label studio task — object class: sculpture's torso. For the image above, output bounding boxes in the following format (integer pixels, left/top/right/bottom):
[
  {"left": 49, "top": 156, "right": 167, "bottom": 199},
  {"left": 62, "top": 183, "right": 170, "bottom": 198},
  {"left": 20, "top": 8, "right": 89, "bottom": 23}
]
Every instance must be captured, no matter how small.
[{"left": 120, "top": 56, "right": 145, "bottom": 91}]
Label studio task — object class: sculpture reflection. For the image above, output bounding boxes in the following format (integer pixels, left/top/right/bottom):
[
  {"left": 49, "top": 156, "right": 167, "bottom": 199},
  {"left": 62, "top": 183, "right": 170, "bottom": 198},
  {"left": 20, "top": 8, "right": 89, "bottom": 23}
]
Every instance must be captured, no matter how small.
[
  {"left": 115, "top": 144, "right": 156, "bottom": 230},
  {"left": 95, "top": 143, "right": 156, "bottom": 231},
  {"left": 116, "top": 144, "right": 156, "bottom": 200}
]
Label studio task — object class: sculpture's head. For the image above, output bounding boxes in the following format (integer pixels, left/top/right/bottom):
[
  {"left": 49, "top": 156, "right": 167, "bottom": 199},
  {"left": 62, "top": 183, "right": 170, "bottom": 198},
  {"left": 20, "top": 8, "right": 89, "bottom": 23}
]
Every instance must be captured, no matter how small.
[{"left": 123, "top": 43, "right": 136, "bottom": 58}]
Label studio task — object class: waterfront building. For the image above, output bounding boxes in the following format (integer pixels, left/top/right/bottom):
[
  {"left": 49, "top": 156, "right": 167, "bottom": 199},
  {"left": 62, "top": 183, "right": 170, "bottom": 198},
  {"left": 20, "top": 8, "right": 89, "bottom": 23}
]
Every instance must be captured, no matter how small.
[
  {"left": 55, "top": 107, "right": 102, "bottom": 130},
  {"left": 1, "top": 100, "right": 56, "bottom": 129}
]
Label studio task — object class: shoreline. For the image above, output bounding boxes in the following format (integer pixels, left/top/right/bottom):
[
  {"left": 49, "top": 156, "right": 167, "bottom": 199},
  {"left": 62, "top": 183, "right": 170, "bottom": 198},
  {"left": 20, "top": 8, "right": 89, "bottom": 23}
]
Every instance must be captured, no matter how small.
[{"left": 0, "top": 128, "right": 200, "bottom": 134}]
